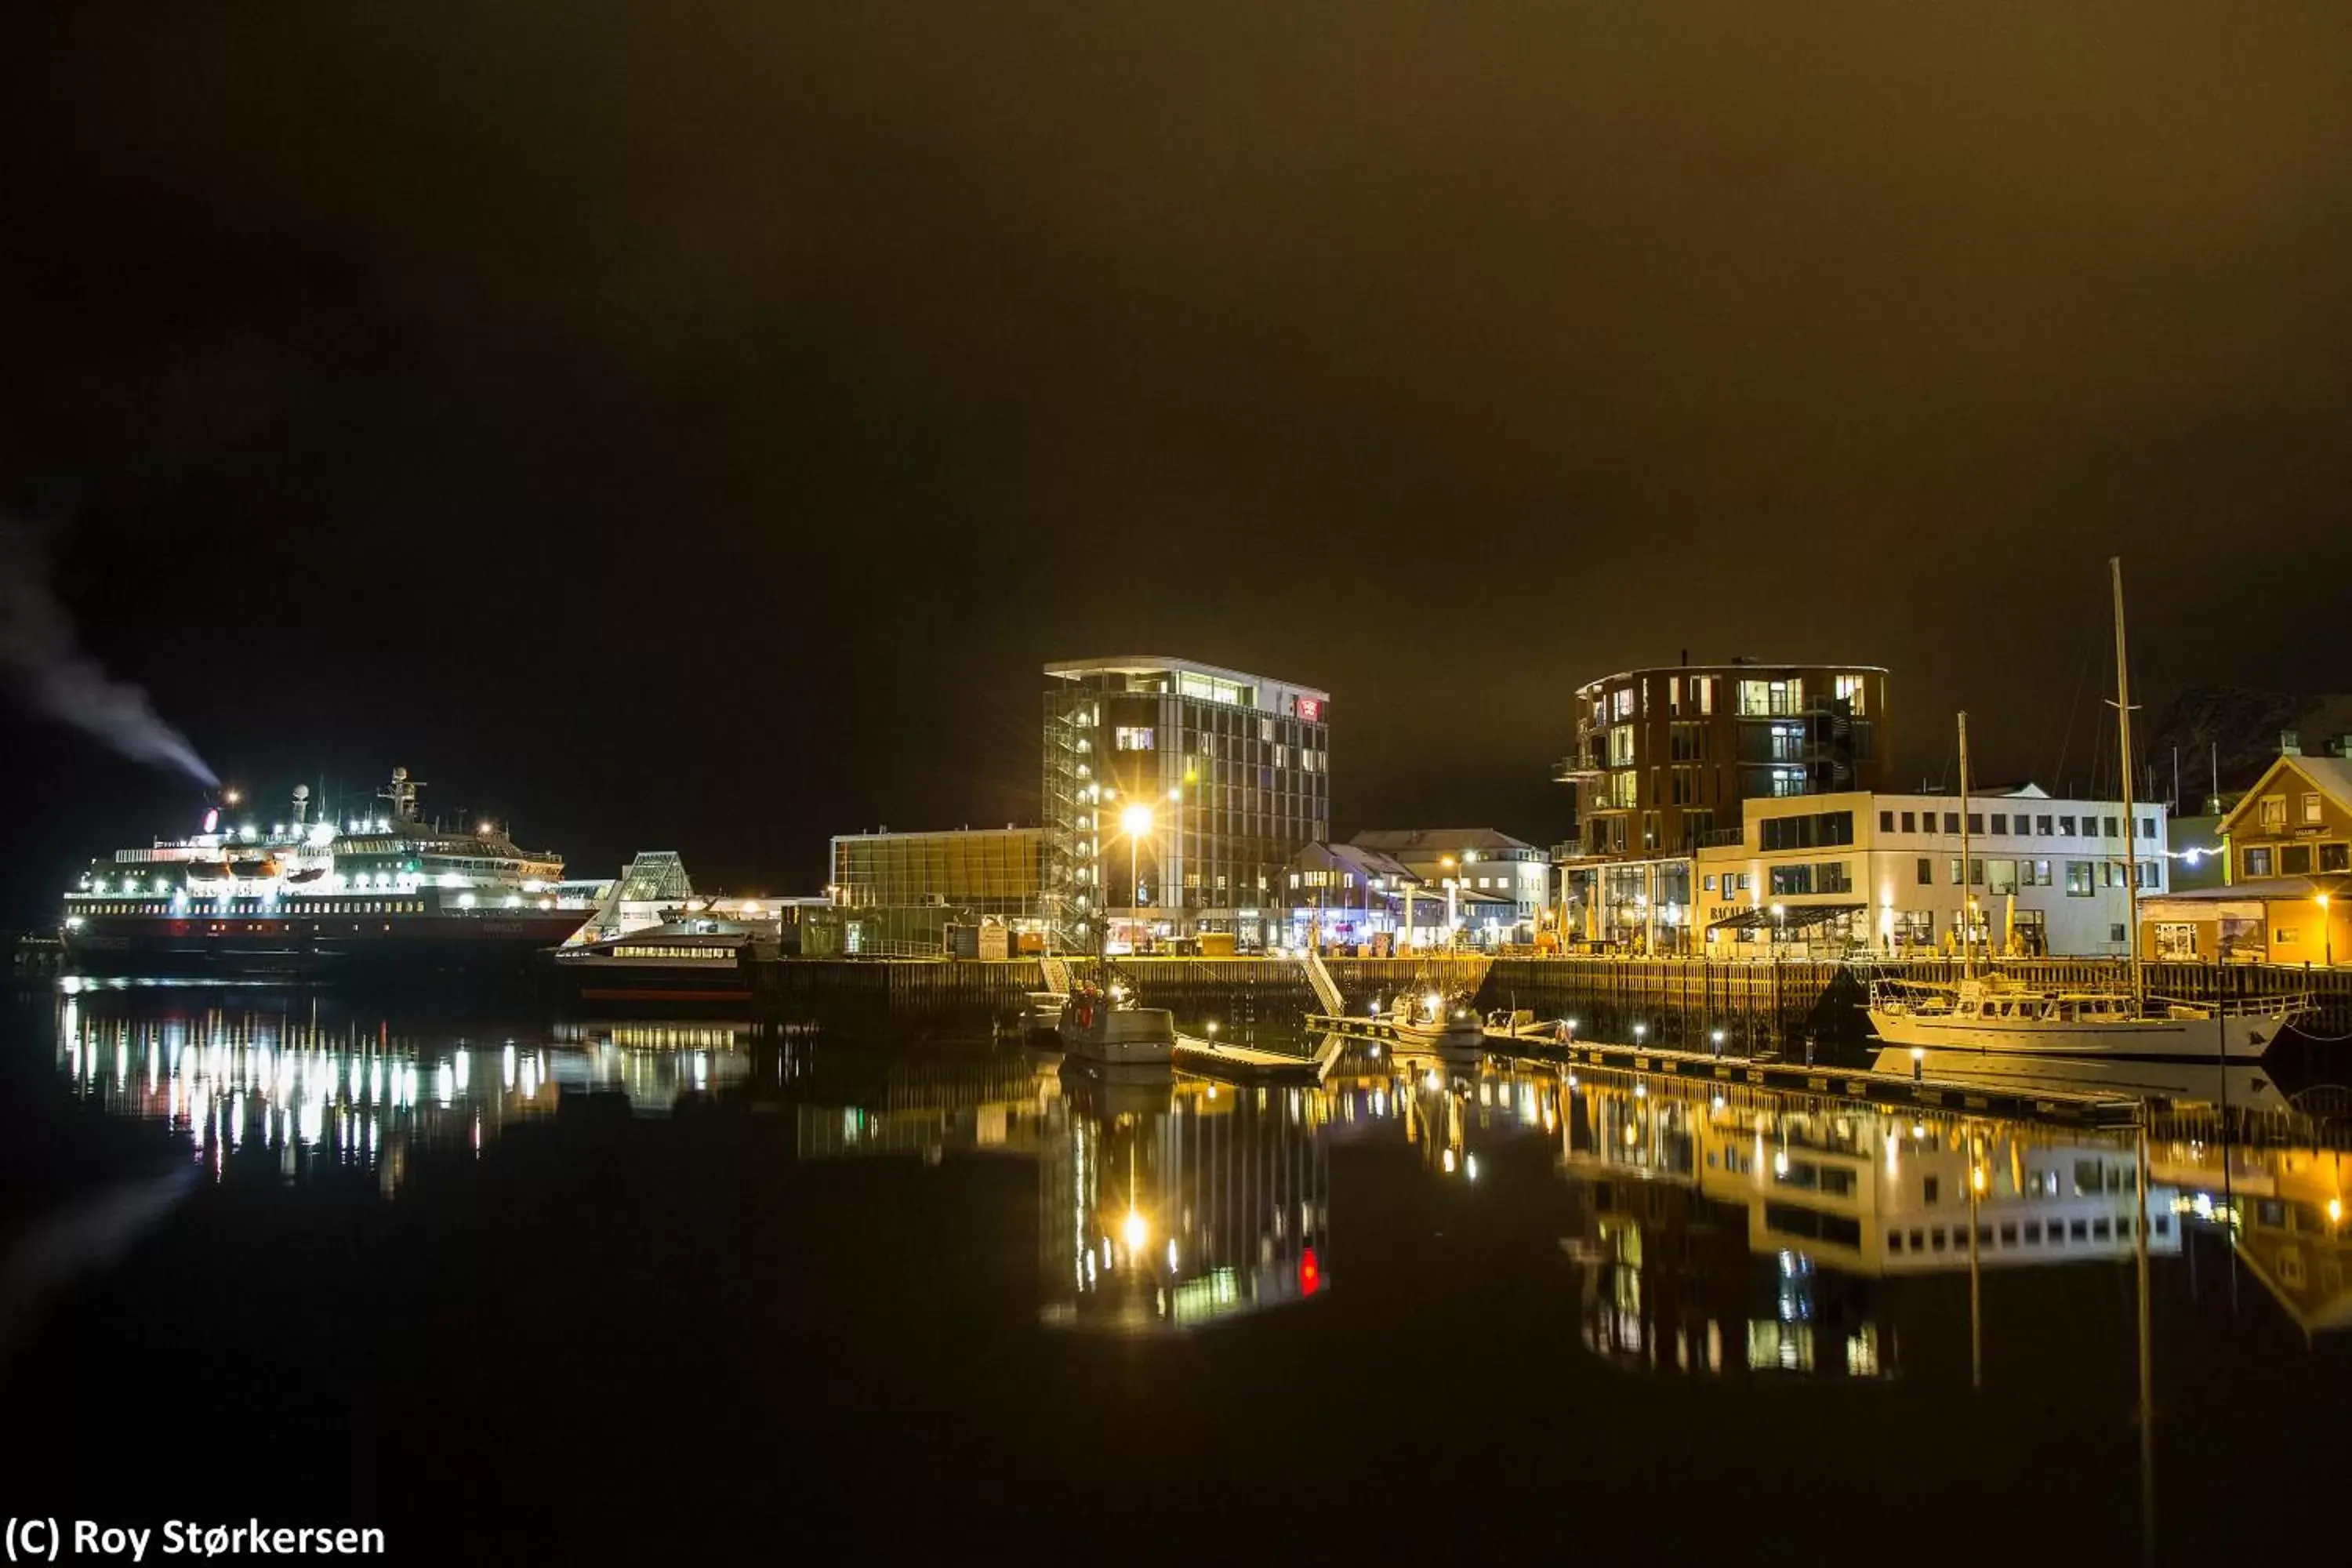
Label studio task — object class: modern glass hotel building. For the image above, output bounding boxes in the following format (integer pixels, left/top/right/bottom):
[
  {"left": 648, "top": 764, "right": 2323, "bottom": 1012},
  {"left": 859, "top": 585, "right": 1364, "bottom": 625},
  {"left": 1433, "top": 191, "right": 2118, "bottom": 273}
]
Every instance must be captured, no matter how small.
[{"left": 1042, "top": 656, "right": 1330, "bottom": 951}]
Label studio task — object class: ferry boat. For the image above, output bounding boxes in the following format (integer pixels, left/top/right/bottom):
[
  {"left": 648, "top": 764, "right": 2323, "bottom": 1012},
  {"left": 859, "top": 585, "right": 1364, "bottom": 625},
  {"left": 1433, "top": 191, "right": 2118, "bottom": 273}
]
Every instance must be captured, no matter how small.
[
  {"left": 59, "top": 768, "right": 590, "bottom": 980},
  {"left": 553, "top": 918, "right": 779, "bottom": 1002}
]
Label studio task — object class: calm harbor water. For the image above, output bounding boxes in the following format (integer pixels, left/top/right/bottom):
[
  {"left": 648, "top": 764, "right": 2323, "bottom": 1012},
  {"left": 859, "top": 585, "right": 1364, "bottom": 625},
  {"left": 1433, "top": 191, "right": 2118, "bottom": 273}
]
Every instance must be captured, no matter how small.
[{"left": 5, "top": 985, "right": 2350, "bottom": 1563}]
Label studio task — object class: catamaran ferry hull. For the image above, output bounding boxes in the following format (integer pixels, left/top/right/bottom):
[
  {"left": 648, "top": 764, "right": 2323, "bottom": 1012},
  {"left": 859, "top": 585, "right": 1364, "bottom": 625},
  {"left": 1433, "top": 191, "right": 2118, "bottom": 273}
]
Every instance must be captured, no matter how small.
[{"left": 1866, "top": 1006, "right": 2281, "bottom": 1062}]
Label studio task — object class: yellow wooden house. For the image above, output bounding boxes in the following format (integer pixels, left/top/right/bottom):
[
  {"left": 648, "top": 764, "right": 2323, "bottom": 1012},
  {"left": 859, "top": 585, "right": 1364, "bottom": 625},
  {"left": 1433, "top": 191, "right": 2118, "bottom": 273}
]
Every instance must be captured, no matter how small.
[{"left": 2137, "top": 752, "right": 2352, "bottom": 965}]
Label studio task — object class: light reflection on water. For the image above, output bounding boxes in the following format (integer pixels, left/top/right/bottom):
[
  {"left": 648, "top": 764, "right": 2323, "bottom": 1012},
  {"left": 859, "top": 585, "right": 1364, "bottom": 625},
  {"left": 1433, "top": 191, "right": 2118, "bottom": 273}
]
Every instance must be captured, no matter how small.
[
  {"left": 42, "top": 995, "right": 2352, "bottom": 1346},
  {"left": 53, "top": 994, "right": 753, "bottom": 1196}
]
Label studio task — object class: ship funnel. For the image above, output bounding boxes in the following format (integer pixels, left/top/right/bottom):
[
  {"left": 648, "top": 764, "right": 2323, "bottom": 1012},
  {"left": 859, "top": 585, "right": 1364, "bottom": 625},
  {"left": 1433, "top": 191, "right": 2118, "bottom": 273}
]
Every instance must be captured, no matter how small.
[{"left": 292, "top": 783, "right": 310, "bottom": 826}]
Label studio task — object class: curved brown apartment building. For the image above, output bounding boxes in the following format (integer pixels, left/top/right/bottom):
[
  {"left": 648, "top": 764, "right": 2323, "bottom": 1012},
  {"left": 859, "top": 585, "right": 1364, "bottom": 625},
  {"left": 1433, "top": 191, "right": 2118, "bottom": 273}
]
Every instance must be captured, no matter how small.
[{"left": 1556, "top": 661, "right": 1889, "bottom": 951}]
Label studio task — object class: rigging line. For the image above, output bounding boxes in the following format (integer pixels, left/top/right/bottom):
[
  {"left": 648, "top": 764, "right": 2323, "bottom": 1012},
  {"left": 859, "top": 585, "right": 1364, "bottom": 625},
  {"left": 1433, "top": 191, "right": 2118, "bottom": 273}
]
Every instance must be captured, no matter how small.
[{"left": 2049, "top": 619, "right": 2100, "bottom": 795}]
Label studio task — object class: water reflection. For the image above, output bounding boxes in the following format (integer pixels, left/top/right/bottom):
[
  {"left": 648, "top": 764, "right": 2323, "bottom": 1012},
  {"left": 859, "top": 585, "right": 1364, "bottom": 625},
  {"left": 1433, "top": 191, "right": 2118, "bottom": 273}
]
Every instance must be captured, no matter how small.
[
  {"left": 1552, "top": 1047, "right": 2352, "bottom": 1377},
  {"left": 1875, "top": 1047, "right": 2352, "bottom": 1335},
  {"left": 1557, "top": 1065, "right": 2181, "bottom": 1380},
  {"left": 781, "top": 1052, "right": 1336, "bottom": 1335},
  {"left": 1868, "top": 1046, "right": 2294, "bottom": 1116},
  {"left": 1330, "top": 1048, "right": 1561, "bottom": 1184},
  {"left": 1039, "top": 1076, "right": 1329, "bottom": 1335},
  {"left": 53, "top": 995, "right": 753, "bottom": 1196},
  {"left": 786, "top": 1049, "right": 1063, "bottom": 1160}
]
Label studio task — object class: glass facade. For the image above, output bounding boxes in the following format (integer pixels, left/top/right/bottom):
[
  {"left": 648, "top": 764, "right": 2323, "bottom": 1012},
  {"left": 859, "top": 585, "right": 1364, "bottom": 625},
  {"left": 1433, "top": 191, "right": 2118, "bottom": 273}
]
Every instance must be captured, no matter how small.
[
  {"left": 1043, "top": 658, "right": 1330, "bottom": 948},
  {"left": 829, "top": 828, "right": 1045, "bottom": 920}
]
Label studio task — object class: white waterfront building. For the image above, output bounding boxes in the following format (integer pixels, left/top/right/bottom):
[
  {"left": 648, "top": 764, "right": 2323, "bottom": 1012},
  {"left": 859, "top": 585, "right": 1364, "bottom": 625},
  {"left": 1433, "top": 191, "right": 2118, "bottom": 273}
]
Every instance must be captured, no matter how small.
[{"left": 1694, "top": 786, "right": 2167, "bottom": 958}]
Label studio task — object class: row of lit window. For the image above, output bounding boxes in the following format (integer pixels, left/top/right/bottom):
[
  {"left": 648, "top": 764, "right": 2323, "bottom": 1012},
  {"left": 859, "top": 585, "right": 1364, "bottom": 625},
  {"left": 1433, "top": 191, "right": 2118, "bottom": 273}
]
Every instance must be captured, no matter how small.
[
  {"left": 1596, "top": 673, "right": 1873, "bottom": 724},
  {"left": 2255, "top": 792, "right": 2329, "bottom": 831},
  {"left": 1881, "top": 808, "right": 2158, "bottom": 840},
  {"left": 1887, "top": 1212, "right": 2170, "bottom": 1254},
  {"left": 611, "top": 946, "right": 735, "bottom": 960},
  {"left": 78, "top": 900, "right": 426, "bottom": 916},
  {"left": 2244, "top": 843, "right": 2349, "bottom": 877}
]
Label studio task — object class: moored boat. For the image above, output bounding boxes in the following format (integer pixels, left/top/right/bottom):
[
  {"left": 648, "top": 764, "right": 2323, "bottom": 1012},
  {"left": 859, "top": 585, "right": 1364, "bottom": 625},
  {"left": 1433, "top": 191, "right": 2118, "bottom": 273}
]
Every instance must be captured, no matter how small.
[
  {"left": 1057, "top": 974, "right": 1176, "bottom": 1068},
  {"left": 1388, "top": 988, "right": 1486, "bottom": 1063},
  {"left": 1867, "top": 974, "right": 2296, "bottom": 1060},
  {"left": 1866, "top": 561, "right": 2304, "bottom": 1061},
  {"left": 551, "top": 918, "right": 775, "bottom": 1003},
  {"left": 60, "top": 769, "right": 588, "bottom": 981}
]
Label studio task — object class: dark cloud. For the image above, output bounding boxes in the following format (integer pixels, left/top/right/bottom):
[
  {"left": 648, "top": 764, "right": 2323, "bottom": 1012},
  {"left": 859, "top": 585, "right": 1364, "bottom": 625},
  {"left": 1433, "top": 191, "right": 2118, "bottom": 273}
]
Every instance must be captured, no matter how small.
[{"left": 3, "top": 3, "right": 2349, "bottom": 913}]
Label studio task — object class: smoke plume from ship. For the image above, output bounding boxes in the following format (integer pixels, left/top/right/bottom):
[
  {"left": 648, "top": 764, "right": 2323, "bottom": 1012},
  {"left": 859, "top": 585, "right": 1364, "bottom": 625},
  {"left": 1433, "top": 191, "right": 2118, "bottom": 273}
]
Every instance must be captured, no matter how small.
[{"left": 0, "top": 517, "right": 220, "bottom": 787}]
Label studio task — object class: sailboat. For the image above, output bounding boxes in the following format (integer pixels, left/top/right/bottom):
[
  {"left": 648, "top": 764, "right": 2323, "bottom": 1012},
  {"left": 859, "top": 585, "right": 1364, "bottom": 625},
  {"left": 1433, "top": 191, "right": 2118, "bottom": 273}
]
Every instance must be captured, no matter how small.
[{"left": 1867, "top": 559, "right": 2305, "bottom": 1061}]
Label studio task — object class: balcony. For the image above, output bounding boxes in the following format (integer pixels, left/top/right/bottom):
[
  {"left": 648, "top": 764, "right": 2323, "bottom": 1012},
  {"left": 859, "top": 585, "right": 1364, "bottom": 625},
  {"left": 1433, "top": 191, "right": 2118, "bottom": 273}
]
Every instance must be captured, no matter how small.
[{"left": 1552, "top": 756, "right": 1603, "bottom": 783}]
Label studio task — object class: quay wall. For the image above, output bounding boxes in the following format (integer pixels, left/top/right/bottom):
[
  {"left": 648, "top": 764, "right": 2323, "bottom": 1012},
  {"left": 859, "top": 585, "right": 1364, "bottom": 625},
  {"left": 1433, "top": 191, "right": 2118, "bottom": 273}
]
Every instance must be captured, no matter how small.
[
  {"left": 748, "top": 954, "right": 2352, "bottom": 1058},
  {"left": 750, "top": 955, "right": 1492, "bottom": 1034}
]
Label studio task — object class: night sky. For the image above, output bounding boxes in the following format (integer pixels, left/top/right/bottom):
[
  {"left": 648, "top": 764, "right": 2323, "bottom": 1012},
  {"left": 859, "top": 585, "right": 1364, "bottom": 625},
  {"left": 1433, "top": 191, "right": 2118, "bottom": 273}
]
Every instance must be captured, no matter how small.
[{"left": 5, "top": 4, "right": 2350, "bottom": 920}]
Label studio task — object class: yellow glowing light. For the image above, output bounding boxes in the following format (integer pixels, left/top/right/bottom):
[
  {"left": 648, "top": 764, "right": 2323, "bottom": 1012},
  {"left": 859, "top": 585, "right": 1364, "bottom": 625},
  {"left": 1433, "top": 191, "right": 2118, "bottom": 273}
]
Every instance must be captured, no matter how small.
[
  {"left": 1120, "top": 804, "right": 1155, "bottom": 837},
  {"left": 1422, "top": 992, "right": 1443, "bottom": 1017},
  {"left": 2331, "top": 1198, "right": 2343, "bottom": 1225},
  {"left": 1972, "top": 1167, "right": 1987, "bottom": 1195},
  {"left": 1121, "top": 1210, "right": 1148, "bottom": 1252}
]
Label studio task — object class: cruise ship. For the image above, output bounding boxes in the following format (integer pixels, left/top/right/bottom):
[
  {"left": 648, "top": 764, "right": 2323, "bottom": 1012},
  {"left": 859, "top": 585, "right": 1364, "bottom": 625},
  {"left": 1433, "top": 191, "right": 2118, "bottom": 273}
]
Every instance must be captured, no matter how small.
[{"left": 60, "top": 768, "right": 592, "bottom": 980}]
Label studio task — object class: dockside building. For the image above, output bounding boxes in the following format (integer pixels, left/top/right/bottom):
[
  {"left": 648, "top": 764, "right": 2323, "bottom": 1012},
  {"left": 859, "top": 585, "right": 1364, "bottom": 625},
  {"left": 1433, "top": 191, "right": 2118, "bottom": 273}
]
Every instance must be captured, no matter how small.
[
  {"left": 1695, "top": 786, "right": 2166, "bottom": 957},
  {"left": 1043, "top": 655, "right": 1330, "bottom": 951},
  {"left": 1557, "top": 661, "right": 1889, "bottom": 953},
  {"left": 827, "top": 826, "right": 1046, "bottom": 924}
]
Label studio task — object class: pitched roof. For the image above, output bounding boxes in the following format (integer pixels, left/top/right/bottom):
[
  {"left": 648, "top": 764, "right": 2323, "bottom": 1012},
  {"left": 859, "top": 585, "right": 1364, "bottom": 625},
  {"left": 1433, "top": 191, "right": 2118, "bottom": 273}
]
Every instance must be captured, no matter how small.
[
  {"left": 1349, "top": 828, "right": 1537, "bottom": 855},
  {"left": 2140, "top": 875, "right": 2350, "bottom": 906},
  {"left": 2219, "top": 754, "right": 2352, "bottom": 836},
  {"left": 1321, "top": 842, "right": 1419, "bottom": 883}
]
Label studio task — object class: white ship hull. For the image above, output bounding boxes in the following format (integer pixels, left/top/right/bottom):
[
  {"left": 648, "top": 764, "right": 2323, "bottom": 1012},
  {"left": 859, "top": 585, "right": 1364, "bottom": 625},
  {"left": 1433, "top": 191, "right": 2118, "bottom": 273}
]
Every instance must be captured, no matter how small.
[
  {"left": 1867, "top": 1005, "right": 2281, "bottom": 1061},
  {"left": 1058, "top": 1004, "right": 1177, "bottom": 1065},
  {"left": 1392, "top": 1018, "right": 1488, "bottom": 1062}
]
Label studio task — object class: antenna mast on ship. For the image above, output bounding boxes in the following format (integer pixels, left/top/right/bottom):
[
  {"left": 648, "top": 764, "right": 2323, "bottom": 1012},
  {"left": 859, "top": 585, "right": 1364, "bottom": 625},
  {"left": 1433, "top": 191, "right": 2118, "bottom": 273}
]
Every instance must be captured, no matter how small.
[{"left": 2111, "top": 557, "right": 2144, "bottom": 1011}]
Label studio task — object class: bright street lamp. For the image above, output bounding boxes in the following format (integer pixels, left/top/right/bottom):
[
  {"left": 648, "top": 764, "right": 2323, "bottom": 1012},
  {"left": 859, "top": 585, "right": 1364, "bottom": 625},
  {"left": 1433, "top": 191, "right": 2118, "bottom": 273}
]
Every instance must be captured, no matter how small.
[{"left": 1118, "top": 804, "right": 1156, "bottom": 951}]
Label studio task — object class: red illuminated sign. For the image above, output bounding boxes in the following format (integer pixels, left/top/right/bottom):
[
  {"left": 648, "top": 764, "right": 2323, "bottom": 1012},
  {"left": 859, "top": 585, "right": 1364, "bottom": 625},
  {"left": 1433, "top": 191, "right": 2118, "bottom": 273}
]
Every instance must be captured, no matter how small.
[
  {"left": 1296, "top": 697, "right": 1322, "bottom": 724},
  {"left": 1298, "top": 1246, "right": 1321, "bottom": 1296}
]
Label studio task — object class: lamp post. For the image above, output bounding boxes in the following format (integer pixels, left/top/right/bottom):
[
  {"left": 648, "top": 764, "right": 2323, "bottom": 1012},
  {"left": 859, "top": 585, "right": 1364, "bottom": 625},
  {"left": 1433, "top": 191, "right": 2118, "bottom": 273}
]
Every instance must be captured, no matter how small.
[
  {"left": 1165, "top": 786, "right": 1184, "bottom": 940},
  {"left": 2321, "top": 893, "right": 2334, "bottom": 967},
  {"left": 1120, "top": 803, "right": 1156, "bottom": 953},
  {"left": 1441, "top": 856, "right": 1459, "bottom": 949}
]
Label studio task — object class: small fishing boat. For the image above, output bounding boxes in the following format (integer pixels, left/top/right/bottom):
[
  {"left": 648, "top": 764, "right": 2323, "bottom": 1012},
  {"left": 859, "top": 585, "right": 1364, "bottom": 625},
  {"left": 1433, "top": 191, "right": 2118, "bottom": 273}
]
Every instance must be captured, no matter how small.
[
  {"left": 1388, "top": 988, "right": 1486, "bottom": 1063},
  {"left": 1058, "top": 973, "right": 1176, "bottom": 1068}
]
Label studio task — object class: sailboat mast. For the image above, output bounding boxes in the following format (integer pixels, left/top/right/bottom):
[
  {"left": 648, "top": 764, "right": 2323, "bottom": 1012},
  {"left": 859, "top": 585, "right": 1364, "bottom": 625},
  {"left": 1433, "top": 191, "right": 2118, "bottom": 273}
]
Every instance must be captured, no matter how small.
[
  {"left": 1958, "top": 711, "right": 1973, "bottom": 980},
  {"left": 2112, "top": 557, "right": 2145, "bottom": 1010}
]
